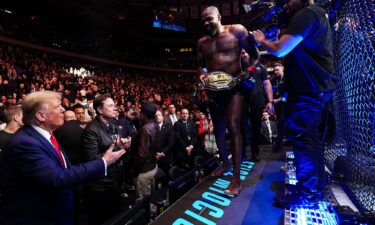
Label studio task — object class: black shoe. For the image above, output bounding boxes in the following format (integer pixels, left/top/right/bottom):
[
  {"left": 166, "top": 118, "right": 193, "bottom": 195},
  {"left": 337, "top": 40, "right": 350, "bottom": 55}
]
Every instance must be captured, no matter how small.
[{"left": 274, "top": 193, "right": 319, "bottom": 209}]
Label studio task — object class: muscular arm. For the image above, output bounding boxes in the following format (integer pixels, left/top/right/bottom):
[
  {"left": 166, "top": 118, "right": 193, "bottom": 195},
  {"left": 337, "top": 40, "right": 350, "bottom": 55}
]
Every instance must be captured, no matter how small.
[
  {"left": 263, "top": 79, "right": 274, "bottom": 113},
  {"left": 236, "top": 25, "right": 259, "bottom": 64},
  {"left": 252, "top": 31, "right": 303, "bottom": 57},
  {"left": 197, "top": 38, "right": 206, "bottom": 74}
]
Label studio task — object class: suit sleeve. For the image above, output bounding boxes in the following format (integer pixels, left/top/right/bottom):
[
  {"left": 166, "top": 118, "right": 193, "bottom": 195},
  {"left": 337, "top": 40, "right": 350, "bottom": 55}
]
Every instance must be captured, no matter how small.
[
  {"left": 11, "top": 137, "right": 105, "bottom": 189},
  {"left": 174, "top": 123, "right": 187, "bottom": 150},
  {"left": 161, "top": 126, "right": 175, "bottom": 154}
]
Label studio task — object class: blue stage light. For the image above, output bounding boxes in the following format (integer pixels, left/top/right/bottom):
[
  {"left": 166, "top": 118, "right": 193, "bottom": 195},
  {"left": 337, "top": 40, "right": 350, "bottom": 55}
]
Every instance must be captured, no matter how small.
[{"left": 285, "top": 201, "right": 340, "bottom": 225}]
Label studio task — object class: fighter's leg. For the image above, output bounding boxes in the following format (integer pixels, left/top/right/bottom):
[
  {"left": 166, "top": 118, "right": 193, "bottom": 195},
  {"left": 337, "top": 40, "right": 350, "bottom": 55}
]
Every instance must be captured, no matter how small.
[
  {"left": 224, "top": 93, "right": 244, "bottom": 195},
  {"left": 208, "top": 92, "right": 231, "bottom": 176}
]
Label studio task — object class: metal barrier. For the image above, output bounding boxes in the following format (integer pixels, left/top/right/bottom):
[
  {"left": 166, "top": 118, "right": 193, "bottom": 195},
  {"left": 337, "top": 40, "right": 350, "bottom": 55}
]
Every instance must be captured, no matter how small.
[{"left": 325, "top": 0, "right": 375, "bottom": 212}]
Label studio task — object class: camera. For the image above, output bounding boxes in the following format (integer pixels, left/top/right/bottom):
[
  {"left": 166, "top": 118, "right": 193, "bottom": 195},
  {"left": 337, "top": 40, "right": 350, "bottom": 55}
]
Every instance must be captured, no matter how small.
[{"left": 244, "top": 1, "right": 287, "bottom": 42}]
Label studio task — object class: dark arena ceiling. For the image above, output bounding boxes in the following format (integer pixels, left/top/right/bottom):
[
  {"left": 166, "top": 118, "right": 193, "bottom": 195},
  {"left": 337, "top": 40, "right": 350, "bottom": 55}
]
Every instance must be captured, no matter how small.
[{"left": 0, "top": 0, "right": 283, "bottom": 48}]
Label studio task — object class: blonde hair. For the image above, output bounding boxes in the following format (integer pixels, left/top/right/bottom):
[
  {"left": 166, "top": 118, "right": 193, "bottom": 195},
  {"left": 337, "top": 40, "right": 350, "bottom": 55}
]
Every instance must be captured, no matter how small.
[{"left": 22, "top": 91, "right": 62, "bottom": 125}]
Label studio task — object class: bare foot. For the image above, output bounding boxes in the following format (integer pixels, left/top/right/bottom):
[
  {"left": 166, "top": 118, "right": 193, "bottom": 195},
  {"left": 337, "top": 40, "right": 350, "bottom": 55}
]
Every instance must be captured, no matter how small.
[{"left": 224, "top": 180, "right": 241, "bottom": 196}]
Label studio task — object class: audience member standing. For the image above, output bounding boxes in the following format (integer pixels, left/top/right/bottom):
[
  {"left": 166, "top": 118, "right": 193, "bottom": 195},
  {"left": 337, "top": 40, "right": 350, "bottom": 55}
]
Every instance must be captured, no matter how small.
[
  {"left": 173, "top": 108, "right": 201, "bottom": 170},
  {"left": 0, "top": 91, "right": 125, "bottom": 225},
  {"left": 54, "top": 110, "right": 85, "bottom": 165},
  {"left": 72, "top": 103, "right": 87, "bottom": 129},
  {"left": 164, "top": 104, "right": 179, "bottom": 126},
  {"left": 81, "top": 94, "right": 130, "bottom": 225},
  {"left": 155, "top": 110, "right": 174, "bottom": 177},
  {"left": 260, "top": 112, "right": 278, "bottom": 144},
  {"left": 0, "top": 105, "right": 23, "bottom": 156},
  {"left": 132, "top": 103, "right": 159, "bottom": 200},
  {"left": 0, "top": 105, "right": 23, "bottom": 205}
]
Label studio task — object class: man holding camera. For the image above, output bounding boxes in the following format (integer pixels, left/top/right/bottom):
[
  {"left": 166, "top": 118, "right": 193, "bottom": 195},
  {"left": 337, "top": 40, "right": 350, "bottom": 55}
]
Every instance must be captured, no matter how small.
[
  {"left": 197, "top": 6, "right": 258, "bottom": 195},
  {"left": 253, "top": 0, "right": 336, "bottom": 208}
]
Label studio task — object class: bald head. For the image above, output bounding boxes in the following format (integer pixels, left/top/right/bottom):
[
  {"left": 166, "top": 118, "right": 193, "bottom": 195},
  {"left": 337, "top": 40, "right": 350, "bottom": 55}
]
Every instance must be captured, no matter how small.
[
  {"left": 201, "top": 6, "right": 222, "bottom": 37},
  {"left": 203, "top": 6, "right": 220, "bottom": 16},
  {"left": 64, "top": 110, "right": 76, "bottom": 122}
]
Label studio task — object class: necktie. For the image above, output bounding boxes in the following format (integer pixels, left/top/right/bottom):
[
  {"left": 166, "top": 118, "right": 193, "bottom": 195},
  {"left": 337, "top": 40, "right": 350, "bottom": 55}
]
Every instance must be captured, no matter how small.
[
  {"left": 266, "top": 121, "right": 272, "bottom": 140},
  {"left": 50, "top": 133, "right": 65, "bottom": 166}
]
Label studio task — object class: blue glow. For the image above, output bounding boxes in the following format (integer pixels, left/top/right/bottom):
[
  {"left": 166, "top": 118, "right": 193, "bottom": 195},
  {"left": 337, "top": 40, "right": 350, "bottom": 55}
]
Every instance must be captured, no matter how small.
[
  {"left": 172, "top": 161, "right": 254, "bottom": 224},
  {"left": 212, "top": 178, "right": 230, "bottom": 189},
  {"left": 184, "top": 210, "right": 216, "bottom": 225},
  {"left": 152, "top": 20, "right": 187, "bottom": 32},
  {"left": 192, "top": 200, "right": 224, "bottom": 218},
  {"left": 172, "top": 218, "right": 194, "bottom": 225},
  {"left": 222, "top": 161, "right": 253, "bottom": 181},
  {"left": 202, "top": 192, "right": 231, "bottom": 207},
  {"left": 285, "top": 201, "right": 339, "bottom": 225}
]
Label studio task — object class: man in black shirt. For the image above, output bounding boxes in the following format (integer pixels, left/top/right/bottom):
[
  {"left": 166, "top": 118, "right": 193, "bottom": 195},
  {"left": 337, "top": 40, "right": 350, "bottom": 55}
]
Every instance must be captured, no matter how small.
[
  {"left": 272, "top": 63, "right": 287, "bottom": 151},
  {"left": 253, "top": 0, "right": 336, "bottom": 208},
  {"left": 0, "top": 105, "right": 23, "bottom": 160},
  {"left": 241, "top": 50, "right": 274, "bottom": 162}
]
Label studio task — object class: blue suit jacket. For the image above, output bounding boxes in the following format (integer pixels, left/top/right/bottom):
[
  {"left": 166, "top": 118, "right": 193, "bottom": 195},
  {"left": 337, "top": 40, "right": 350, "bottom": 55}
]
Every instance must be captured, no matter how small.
[{"left": 0, "top": 125, "right": 105, "bottom": 225}]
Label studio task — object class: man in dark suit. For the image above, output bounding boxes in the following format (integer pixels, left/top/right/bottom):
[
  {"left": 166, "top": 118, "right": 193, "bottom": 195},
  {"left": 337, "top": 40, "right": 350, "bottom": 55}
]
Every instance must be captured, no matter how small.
[
  {"left": 260, "top": 112, "right": 278, "bottom": 144},
  {"left": 54, "top": 110, "right": 85, "bottom": 165},
  {"left": 53, "top": 110, "right": 85, "bottom": 225},
  {"left": 163, "top": 104, "right": 180, "bottom": 126},
  {"left": 0, "top": 91, "right": 125, "bottom": 225},
  {"left": 173, "top": 108, "right": 201, "bottom": 170},
  {"left": 155, "top": 110, "right": 174, "bottom": 175}
]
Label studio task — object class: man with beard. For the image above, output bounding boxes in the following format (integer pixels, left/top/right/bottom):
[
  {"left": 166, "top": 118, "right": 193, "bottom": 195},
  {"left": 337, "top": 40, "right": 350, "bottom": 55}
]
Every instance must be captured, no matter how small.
[
  {"left": 253, "top": 0, "right": 336, "bottom": 208},
  {"left": 197, "top": 6, "right": 259, "bottom": 195}
]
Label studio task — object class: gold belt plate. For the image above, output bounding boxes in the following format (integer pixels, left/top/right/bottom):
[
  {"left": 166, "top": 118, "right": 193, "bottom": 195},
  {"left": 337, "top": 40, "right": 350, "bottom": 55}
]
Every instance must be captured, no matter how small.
[{"left": 203, "top": 71, "right": 241, "bottom": 91}]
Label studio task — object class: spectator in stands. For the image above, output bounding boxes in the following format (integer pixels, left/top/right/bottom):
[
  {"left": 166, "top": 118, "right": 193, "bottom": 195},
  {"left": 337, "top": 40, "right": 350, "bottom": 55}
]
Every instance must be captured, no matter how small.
[
  {"left": 155, "top": 110, "right": 175, "bottom": 177},
  {"left": 54, "top": 110, "right": 85, "bottom": 165},
  {"left": 118, "top": 106, "right": 137, "bottom": 139},
  {"left": 0, "top": 91, "right": 125, "bottom": 225},
  {"left": 0, "top": 96, "right": 6, "bottom": 107},
  {"left": 173, "top": 108, "right": 202, "bottom": 170},
  {"left": 72, "top": 103, "right": 87, "bottom": 128},
  {"left": 0, "top": 105, "right": 23, "bottom": 162},
  {"left": 81, "top": 94, "right": 130, "bottom": 225},
  {"left": 132, "top": 102, "right": 159, "bottom": 200},
  {"left": 63, "top": 110, "right": 76, "bottom": 122},
  {"left": 54, "top": 110, "right": 86, "bottom": 224},
  {"left": 162, "top": 108, "right": 169, "bottom": 117},
  {"left": 260, "top": 111, "right": 278, "bottom": 144},
  {"left": 164, "top": 104, "right": 179, "bottom": 126}
]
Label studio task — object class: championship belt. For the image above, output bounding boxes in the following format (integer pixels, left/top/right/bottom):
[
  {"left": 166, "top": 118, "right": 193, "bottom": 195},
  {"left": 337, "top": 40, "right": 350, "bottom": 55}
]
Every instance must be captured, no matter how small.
[{"left": 203, "top": 71, "right": 243, "bottom": 91}]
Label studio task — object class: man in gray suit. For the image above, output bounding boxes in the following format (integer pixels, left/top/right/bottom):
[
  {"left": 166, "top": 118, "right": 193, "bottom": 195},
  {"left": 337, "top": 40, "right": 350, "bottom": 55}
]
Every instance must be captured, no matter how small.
[{"left": 164, "top": 104, "right": 179, "bottom": 126}]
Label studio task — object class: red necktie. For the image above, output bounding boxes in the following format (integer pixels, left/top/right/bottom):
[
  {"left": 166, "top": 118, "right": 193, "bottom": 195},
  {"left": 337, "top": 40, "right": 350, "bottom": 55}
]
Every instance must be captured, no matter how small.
[{"left": 50, "top": 133, "right": 65, "bottom": 166}]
